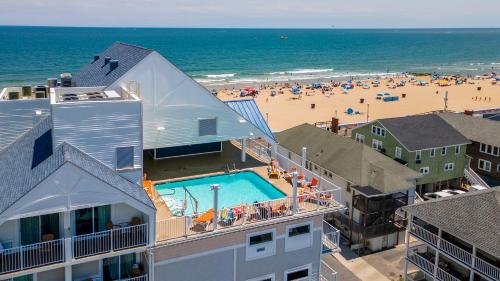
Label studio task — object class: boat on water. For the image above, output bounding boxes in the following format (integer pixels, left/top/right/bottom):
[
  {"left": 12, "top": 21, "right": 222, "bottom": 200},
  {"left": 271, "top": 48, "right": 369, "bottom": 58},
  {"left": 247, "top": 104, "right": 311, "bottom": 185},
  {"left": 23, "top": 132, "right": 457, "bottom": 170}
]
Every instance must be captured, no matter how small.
[{"left": 280, "top": 35, "right": 288, "bottom": 40}]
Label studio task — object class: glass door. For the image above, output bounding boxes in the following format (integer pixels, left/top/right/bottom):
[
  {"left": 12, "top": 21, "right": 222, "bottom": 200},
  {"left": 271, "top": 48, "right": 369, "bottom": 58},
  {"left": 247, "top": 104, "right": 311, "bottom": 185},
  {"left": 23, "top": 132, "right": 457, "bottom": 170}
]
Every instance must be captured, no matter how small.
[
  {"left": 75, "top": 205, "right": 111, "bottom": 235},
  {"left": 103, "top": 253, "right": 136, "bottom": 281}
]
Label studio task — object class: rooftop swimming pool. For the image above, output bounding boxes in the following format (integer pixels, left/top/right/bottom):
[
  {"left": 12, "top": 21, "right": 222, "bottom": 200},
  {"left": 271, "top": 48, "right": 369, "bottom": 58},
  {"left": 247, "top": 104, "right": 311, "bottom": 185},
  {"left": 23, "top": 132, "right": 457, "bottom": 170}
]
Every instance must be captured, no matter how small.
[{"left": 155, "top": 171, "right": 286, "bottom": 216}]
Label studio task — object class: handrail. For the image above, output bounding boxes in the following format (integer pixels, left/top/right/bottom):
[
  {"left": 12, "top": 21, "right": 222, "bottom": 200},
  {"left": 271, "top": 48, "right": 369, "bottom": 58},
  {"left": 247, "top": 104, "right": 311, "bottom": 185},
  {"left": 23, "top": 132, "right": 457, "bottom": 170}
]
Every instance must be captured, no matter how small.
[
  {"left": 464, "top": 168, "right": 490, "bottom": 188},
  {"left": 439, "top": 239, "right": 472, "bottom": 265},
  {"left": 0, "top": 238, "right": 65, "bottom": 274},
  {"left": 407, "top": 251, "right": 435, "bottom": 275},
  {"left": 436, "top": 267, "right": 461, "bottom": 281},
  {"left": 409, "top": 223, "right": 439, "bottom": 246},
  {"left": 475, "top": 256, "right": 500, "bottom": 281},
  {"left": 121, "top": 274, "right": 148, "bottom": 281},
  {"left": 320, "top": 260, "right": 338, "bottom": 281},
  {"left": 322, "top": 221, "right": 340, "bottom": 253}
]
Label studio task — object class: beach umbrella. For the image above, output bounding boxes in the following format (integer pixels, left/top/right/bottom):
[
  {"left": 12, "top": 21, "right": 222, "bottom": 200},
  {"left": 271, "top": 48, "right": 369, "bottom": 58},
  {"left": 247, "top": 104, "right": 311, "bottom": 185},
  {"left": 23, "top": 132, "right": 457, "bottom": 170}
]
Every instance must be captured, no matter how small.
[
  {"left": 346, "top": 108, "right": 354, "bottom": 115},
  {"left": 244, "top": 87, "right": 256, "bottom": 93}
]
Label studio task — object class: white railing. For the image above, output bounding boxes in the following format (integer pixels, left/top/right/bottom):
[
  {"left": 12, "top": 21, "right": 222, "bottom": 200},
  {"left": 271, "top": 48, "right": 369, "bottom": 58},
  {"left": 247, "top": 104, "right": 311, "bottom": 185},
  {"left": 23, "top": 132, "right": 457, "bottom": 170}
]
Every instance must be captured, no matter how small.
[
  {"left": 464, "top": 168, "right": 490, "bottom": 188},
  {"left": 247, "top": 139, "right": 272, "bottom": 163},
  {"left": 439, "top": 239, "right": 472, "bottom": 266},
  {"left": 322, "top": 221, "right": 340, "bottom": 253},
  {"left": 320, "top": 260, "right": 338, "bottom": 281},
  {"left": 0, "top": 238, "right": 65, "bottom": 274},
  {"left": 73, "top": 224, "right": 148, "bottom": 259},
  {"left": 409, "top": 223, "right": 439, "bottom": 246},
  {"left": 121, "top": 274, "right": 148, "bottom": 281},
  {"left": 475, "top": 256, "right": 500, "bottom": 281},
  {"left": 407, "top": 251, "right": 435, "bottom": 275},
  {"left": 436, "top": 268, "right": 461, "bottom": 281},
  {"left": 156, "top": 190, "right": 341, "bottom": 242}
]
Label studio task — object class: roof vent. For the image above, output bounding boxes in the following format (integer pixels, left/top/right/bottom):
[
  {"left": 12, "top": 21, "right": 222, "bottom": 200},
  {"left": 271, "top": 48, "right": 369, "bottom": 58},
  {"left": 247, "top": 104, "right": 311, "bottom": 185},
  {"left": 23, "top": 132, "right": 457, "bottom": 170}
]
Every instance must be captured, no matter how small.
[
  {"left": 93, "top": 55, "right": 100, "bottom": 62},
  {"left": 104, "top": 57, "right": 111, "bottom": 65},
  {"left": 60, "top": 73, "right": 72, "bottom": 87},
  {"left": 109, "top": 60, "right": 119, "bottom": 72}
]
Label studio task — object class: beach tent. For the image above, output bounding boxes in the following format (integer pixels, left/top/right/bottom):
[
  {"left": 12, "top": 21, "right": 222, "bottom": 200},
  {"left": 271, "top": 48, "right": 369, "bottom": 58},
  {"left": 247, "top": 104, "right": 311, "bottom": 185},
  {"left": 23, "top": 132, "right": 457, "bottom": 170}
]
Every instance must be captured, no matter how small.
[
  {"left": 292, "top": 86, "right": 300, "bottom": 94},
  {"left": 312, "top": 83, "right": 322, "bottom": 89},
  {"left": 345, "top": 108, "right": 354, "bottom": 115}
]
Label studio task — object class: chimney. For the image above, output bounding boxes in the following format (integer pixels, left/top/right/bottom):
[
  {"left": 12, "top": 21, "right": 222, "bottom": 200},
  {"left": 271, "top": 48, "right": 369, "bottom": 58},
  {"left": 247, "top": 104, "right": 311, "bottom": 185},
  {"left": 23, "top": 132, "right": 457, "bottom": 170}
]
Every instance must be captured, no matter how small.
[
  {"left": 93, "top": 55, "right": 100, "bottom": 62},
  {"left": 104, "top": 57, "right": 111, "bottom": 64},
  {"left": 331, "top": 117, "right": 339, "bottom": 134},
  {"left": 109, "top": 60, "right": 119, "bottom": 72},
  {"left": 60, "top": 73, "right": 72, "bottom": 87}
]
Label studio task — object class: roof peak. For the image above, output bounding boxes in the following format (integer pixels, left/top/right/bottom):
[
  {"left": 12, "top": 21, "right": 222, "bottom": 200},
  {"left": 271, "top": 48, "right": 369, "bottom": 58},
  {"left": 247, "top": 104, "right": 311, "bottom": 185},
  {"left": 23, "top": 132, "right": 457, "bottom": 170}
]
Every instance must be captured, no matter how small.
[{"left": 112, "top": 41, "right": 154, "bottom": 51}]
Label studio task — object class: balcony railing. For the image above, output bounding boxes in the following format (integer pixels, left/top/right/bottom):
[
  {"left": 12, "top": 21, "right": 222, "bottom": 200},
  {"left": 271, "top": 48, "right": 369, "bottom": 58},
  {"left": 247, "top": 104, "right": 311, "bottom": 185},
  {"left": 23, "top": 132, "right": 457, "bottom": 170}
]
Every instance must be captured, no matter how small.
[
  {"left": 156, "top": 190, "right": 341, "bottom": 242},
  {"left": 322, "top": 221, "right": 340, "bottom": 254},
  {"left": 121, "top": 274, "right": 148, "bottom": 281},
  {"left": 436, "top": 268, "right": 462, "bottom": 281},
  {"left": 407, "top": 251, "right": 435, "bottom": 276},
  {"left": 73, "top": 224, "right": 148, "bottom": 259},
  {"left": 320, "top": 260, "right": 338, "bottom": 281},
  {"left": 0, "top": 238, "right": 64, "bottom": 274},
  {"left": 475, "top": 256, "right": 500, "bottom": 281},
  {"left": 409, "top": 223, "right": 438, "bottom": 247},
  {"left": 439, "top": 239, "right": 472, "bottom": 266}
]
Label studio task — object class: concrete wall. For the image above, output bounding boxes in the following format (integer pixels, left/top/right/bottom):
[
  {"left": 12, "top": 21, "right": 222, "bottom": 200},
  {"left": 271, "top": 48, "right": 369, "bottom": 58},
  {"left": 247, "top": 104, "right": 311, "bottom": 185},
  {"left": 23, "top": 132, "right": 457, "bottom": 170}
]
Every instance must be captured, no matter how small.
[
  {"left": 154, "top": 216, "right": 323, "bottom": 281},
  {"left": 38, "top": 267, "right": 65, "bottom": 281},
  {"left": 72, "top": 260, "right": 100, "bottom": 281}
]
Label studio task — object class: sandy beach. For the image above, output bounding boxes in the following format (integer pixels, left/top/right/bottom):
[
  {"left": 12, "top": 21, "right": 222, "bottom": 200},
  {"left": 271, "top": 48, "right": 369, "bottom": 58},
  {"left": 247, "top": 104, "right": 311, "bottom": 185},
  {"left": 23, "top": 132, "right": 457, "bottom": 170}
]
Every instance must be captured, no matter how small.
[{"left": 216, "top": 76, "right": 500, "bottom": 131}]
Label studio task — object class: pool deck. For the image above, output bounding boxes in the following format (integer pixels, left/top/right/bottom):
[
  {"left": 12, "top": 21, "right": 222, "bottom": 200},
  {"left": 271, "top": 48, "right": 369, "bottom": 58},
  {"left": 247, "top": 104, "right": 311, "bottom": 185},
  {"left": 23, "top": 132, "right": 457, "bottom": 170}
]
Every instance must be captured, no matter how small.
[{"left": 143, "top": 141, "right": 295, "bottom": 222}]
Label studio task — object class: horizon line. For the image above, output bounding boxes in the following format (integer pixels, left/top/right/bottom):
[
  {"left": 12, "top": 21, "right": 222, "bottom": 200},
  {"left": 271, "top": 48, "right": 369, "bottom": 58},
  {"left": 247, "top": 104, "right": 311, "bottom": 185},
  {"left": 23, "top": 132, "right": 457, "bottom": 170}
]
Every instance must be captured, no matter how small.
[{"left": 1, "top": 24, "right": 500, "bottom": 30}]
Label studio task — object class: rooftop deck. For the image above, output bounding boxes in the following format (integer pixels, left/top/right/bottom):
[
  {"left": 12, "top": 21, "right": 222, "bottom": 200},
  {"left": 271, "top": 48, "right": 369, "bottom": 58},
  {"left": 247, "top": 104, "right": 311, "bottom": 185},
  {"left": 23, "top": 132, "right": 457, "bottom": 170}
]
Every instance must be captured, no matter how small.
[{"left": 143, "top": 141, "right": 344, "bottom": 244}]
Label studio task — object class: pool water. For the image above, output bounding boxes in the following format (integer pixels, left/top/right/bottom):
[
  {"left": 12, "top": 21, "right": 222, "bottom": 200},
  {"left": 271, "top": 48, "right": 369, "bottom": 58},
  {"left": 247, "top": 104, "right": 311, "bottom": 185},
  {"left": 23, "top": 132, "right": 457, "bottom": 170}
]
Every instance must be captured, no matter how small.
[{"left": 155, "top": 171, "right": 286, "bottom": 216}]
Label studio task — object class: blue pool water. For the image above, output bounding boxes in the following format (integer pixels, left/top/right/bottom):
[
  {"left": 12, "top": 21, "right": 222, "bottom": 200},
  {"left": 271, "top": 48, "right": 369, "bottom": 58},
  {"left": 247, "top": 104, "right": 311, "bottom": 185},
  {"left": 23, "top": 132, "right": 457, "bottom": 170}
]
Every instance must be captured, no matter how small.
[{"left": 155, "top": 171, "right": 286, "bottom": 216}]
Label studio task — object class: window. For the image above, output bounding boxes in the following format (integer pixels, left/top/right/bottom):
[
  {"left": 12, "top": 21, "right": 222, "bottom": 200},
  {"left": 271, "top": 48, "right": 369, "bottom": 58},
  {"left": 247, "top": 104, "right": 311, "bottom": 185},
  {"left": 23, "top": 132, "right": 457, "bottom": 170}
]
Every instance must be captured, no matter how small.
[
  {"left": 430, "top": 148, "right": 436, "bottom": 157},
  {"left": 479, "top": 143, "right": 500, "bottom": 156},
  {"left": 395, "top": 147, "right": 402, "bottom": 159},
  {"left": 444, "top": 162, "right": 454, "bottom": 172},
  {"left": 415, "top": 150, "right": 421, "bottom": 161},
  {"left": 285, "top": 265, "right": 311, "bottom": 281},
  {"left": 355, "top": 133, "right": 365, "bottom": 143},
  {"left": 288, "top": 151, "right": 292, "bottom": 159},
  {"left": 372, "top": 139, "right": 383, "bottom": 151},
  {"left": 247, "top": 274, "right": 275, "bottom": 281},
  {"left": 286, "top": 222, "right": 313, "bottom": 252},
  {"left": 455, "top": 145, "right": 460, "bottom": 155},
  {"left": 198, "top": 118, "right": 217, "bottom": 136},
  {"left": 419, "top": 167, "right": 430, "bottom": 175},
  {"left": 32, "top": 129, "right": 53, "bottom": 169},
  {"left": 74, "top": 205, "right": 111, "bottom": 235},
  {"left": 497, "top": 164, "right": 500, "bottom": 172},
  {"left": 116, "top": 146, "right": 134, "bottom": 169},
  {"left": 441, "top": 147, "right": 447, "bottom": 156},
  {"left": 246, "top": 229, "right": 276, "bottom": 260},
  {"left": 478, "top": 159, "right": 492, "bottom": 172},
  {"left": 371, "top": 125, "right": 385, "bottom": 137},
  {"left": 103, "top": 253, "right": 136, "bottom": 281}
]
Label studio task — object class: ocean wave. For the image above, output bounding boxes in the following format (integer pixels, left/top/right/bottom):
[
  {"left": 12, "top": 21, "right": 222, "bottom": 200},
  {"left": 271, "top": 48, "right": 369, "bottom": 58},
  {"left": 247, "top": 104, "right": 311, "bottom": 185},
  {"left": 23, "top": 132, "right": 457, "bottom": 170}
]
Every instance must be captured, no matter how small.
[
  {"left": 286, "top": 68, "right": 334, "bottom": 75},
  {"left": 205, "top": 73, "right": 236, "bottom": 78},
  {"left": 491, "top": 62, "right": 500, "bottom": 65}
]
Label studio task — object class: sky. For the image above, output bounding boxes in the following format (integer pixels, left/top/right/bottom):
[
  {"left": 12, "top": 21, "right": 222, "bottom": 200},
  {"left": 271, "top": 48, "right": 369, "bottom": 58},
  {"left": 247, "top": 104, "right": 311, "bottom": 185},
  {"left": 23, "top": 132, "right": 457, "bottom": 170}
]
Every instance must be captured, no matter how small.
[{"left": 0, "top": 0, "right": 499, "bottom": 28}]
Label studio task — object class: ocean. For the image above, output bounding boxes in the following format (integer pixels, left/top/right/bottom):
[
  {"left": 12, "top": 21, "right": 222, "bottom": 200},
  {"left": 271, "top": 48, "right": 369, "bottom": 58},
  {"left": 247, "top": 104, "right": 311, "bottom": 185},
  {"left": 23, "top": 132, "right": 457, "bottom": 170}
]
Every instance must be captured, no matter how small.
[{"left": 0, "top": 26, "right": 499, "bottom": 88}]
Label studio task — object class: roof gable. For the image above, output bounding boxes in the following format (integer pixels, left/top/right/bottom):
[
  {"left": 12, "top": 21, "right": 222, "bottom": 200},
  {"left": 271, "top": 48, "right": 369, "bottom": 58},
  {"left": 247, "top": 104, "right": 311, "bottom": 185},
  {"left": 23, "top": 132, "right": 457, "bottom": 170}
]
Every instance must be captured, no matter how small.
[
  {"left": 276, "top": 124, "right": 419, "bottom": 193},
  {"left": 437, "top": 112, "right": 500, "bottom": 147},
  {"left": 0, "top": 118, "right": 154, "bottom": 215},
  {"left": 72, "top": 42, "right": 153, "bottom": 87},
  {"left": 378, "top": 114, "right": 470, "bottom": 151}
]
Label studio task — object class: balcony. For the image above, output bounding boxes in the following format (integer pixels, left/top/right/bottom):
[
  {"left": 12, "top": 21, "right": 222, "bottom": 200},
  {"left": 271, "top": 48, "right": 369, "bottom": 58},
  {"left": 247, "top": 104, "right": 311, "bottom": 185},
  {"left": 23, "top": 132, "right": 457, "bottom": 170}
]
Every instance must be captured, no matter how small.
[
  {"left": 410, "top": 222, "right": 500, "bottom": 281},
  {"left": 320, "top": 260, "right": 338, "bottom": 281},
  {"left": 322, "top": 221, "right": 340, "bottom": 254},
  {"left": 0, "top": 239, "right": 64, "bottom": 275},
  {"left": 73, "top": 224, "right": 148, "bottom": 259},
  {"left": 408, "top": 251, "right": 435, "bottom": 276},
  {"left": 121, "top": 274, "right": 149, "bottom": 281}
]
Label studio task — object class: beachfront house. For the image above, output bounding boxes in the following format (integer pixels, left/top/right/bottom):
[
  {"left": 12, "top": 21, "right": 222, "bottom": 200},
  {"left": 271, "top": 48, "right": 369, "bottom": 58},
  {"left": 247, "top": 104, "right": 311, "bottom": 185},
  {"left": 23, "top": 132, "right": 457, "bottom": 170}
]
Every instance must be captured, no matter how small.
[
  {"left": 0, "top": 89, "right": 155, "bottom": 281},
  {"left": 437, "top": 112, "right": 500, "bottom": 188},
  {"left": 70, "top": 42, "right": 272, "bottom": 160},
  {"left": 275, "top": 123, "right": 420, "bottom": 253},
  {"left": 403, "top": 188, "right": 500, "bottom": 281},
  {"left": 351, "top": 114, "right": 470, "bottom": 195}
]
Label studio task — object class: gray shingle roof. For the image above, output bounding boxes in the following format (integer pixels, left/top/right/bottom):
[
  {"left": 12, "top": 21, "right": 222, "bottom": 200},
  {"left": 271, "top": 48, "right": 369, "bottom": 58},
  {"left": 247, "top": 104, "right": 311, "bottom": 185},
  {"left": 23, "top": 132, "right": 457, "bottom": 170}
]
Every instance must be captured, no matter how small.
[
  {"left": 377, "top": 114, "right": 470, "bottom": 151},
  {"left": 403, "top": 188, "right": 500, "bottom": 258},
  {"left": 276, "top": 124, "right": 420, "bottom": 194},
  {"left": 437, "top": 112, "right": 500, "bottom": 147},
  {"left": 72, "top": 42, "right": 153, "bottom": 87},
  {"left": 0, "top": 118, "right": 154, "bottom": 214}
]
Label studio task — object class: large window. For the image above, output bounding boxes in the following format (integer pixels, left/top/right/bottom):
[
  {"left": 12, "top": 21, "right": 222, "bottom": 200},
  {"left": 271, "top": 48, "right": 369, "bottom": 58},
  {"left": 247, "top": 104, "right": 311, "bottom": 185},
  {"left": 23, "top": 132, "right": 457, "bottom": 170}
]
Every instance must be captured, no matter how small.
[
  {"left": 246, "top": 229, "right": 276, "bottom": 260},
  {"left": 116, "top": 146, "right": 134, "bottom": 170},
  {"left": 395, "top": 147, "right": 402, "bottom": 159},
  {"left": 479, "top": 143, "right": 499, "bottom": 156},
  {"left": 103, "top": 253, "right": 136, "bottom": 281},
  {"left": 371, "top": 125, "right": 386, "bottom": 137},
  {"left": 355, "top": 133, "right": 365, "bottom": 144},
  {"left": 455, "top": 145, "right": 460, "bottom": 155},
  {"left": 31, "top": 129, "right": 53, "bottom": 169},
  {"left": 75, "top": 205, "right": 111, "bottom": 235},
  {"left": 430, "top": 148, "right": 436, "bottom": 157},
  {"left": 285, "top": 265, "right": 311, "bottom": 281},
  {"left": 444, "top": 162, "right": 454, "bottom": 172},
  {"left": 372, "top": 139, "right": 383, "bottom": 151},
  {"left": 20, "top": 213, "right": 60, "bottom": 245},
  {"left": 441, "top": 147, "right": 447, "bottom": 156},
  {"left": 285, "top": 222, "right": 313, "bottom": 252},
  {"left": 199, "top": 118, "right": 217, "bottom": 136},
  {"left": 415, "top": 150, "right": 422, "bottom": 161},
  {"left": 478, "top": 159, "right": 492, "bottom": 172}
]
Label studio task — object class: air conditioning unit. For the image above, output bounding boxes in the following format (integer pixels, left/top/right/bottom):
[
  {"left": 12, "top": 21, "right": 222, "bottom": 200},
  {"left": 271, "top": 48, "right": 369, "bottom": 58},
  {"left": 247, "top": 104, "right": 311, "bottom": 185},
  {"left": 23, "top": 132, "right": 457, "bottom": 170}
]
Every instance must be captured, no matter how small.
[{"left": 8, "top": 91, "right": 19, "bottom": 100}]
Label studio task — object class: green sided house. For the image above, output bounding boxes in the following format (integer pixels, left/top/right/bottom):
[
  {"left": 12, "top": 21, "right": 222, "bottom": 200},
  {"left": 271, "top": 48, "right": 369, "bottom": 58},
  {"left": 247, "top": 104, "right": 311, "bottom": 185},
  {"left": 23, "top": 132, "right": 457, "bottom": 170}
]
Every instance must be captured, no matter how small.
[{"left": 351, "top": 114, "right": 470, "bottom": 194}]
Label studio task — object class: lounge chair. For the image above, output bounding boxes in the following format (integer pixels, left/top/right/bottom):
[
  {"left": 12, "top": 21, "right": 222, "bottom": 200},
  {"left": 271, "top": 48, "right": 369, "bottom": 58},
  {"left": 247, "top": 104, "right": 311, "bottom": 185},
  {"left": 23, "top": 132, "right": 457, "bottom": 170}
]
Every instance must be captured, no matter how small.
[
  {"left": 192, "top": 208, "right": 214, "bottom": 231},
  {"left": 305, "top": 178, "right": 318, "bottom": 190}
]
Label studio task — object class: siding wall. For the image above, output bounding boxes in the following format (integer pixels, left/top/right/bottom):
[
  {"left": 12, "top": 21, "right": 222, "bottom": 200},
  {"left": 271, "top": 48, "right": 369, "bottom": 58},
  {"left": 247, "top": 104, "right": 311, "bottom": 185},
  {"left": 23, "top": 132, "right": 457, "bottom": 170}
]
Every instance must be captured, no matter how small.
[
  {"left": 352, "top": 121, "right": 468, "bottom": 185},
  {"left": 467, "top": 141, "right": 500, "bottom": 181}
]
